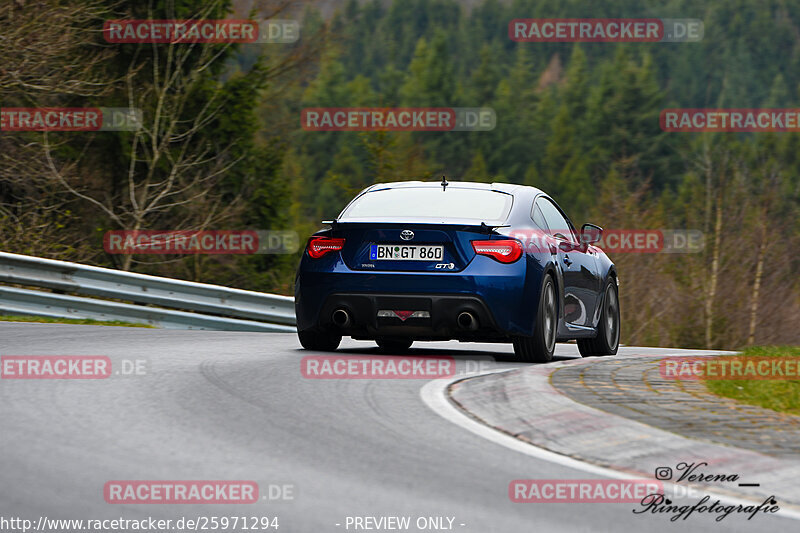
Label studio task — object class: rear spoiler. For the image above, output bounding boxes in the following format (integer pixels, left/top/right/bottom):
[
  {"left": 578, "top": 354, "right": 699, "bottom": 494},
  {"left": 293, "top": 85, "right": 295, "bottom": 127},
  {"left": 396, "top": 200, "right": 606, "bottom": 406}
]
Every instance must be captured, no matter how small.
[{"left": 321, "top": 219, "right": 510, "bottom": 234}]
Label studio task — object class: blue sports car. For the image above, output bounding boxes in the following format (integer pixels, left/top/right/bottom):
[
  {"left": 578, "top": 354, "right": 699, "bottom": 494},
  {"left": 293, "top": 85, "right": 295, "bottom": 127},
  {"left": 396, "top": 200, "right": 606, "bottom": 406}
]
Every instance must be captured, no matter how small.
[{"left": 294, "top": 180, "right": 619, "bottom": 362}]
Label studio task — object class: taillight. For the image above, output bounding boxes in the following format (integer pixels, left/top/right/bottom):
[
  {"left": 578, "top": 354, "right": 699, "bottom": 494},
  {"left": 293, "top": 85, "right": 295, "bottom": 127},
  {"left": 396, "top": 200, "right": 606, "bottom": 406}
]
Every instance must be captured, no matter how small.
[
  {"left": 307, "top": 236, "right": 345, "bottom": 259},
  {"left": 472, "top": 239, "right": 523, "bottom": 263}
]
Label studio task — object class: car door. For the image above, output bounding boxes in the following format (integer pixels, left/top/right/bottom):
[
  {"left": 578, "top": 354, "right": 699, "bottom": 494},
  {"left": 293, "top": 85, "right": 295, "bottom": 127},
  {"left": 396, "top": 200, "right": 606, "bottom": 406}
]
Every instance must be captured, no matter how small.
[{"left": 535, "top": 196, "right": 601, "bottom": 327}]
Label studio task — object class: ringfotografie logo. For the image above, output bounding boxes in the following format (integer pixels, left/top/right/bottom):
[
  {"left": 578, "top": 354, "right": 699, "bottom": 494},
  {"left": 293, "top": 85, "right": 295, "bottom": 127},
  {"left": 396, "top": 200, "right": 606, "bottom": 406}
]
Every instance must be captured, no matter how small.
[{"left": 635, "top": 462, "right": 779, "bottom": 522}]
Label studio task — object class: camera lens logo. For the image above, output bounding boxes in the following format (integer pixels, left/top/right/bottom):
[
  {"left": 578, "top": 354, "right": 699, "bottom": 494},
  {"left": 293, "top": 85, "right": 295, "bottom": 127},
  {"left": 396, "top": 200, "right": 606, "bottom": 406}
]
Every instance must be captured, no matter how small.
[{"left": 655, "top": 467, "right": 673, "bottom": 480}]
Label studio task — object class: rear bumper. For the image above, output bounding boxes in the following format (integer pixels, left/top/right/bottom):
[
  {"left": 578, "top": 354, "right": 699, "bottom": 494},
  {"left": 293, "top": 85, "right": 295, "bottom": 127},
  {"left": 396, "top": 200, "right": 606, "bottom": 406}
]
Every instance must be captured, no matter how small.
[
  {"left": 310, "top": 292, "right": 502, "bottom": 341},
  {"left": 295, "top": 255, "right": 539, "bottom": 338}
]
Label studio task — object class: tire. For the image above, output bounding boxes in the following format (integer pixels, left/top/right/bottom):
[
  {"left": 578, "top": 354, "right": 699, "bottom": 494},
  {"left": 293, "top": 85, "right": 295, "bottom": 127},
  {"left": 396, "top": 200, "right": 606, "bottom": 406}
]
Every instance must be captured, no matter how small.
[
  {"left": 298, "top": 329, "right": 342, "bottom": 351},
  {"left": 513, "top": 274, "right": 557, "bottom": 363},
  {"left": 376, "top": 338, "right": 413, "bottom": 353},
  {"left": 577, "top": 278, "right": 620, "bottom": 357}
]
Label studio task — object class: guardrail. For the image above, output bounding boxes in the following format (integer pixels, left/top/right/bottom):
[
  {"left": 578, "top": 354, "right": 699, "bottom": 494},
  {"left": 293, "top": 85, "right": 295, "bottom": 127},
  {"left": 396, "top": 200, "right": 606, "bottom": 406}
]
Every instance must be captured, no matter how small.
[{"left": 0, "top": 251, "right": 296, "bottom": 332}]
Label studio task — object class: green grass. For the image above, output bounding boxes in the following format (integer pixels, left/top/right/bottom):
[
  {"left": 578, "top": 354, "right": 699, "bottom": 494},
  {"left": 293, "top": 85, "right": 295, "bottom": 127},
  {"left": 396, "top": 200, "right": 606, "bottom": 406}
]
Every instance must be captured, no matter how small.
[
  {"left": 704, "top": 346, "right": 800, "bottom": 415},
  {"left": 0, "top": 315, "right": 154, "bottom": 328}
]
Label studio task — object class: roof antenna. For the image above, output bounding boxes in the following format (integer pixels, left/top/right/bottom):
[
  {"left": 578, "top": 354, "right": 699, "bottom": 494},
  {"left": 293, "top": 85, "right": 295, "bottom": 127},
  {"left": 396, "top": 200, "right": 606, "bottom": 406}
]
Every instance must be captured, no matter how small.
[{"left": 441, "top": 175, "right": 448, "bottom": 191}]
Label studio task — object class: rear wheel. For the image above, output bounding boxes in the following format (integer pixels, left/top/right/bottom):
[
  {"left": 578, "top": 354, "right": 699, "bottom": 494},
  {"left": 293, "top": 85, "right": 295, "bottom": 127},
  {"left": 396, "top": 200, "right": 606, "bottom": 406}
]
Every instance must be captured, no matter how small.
[
  {"left": 513, "top": 274, "right": 557, "bottom": 363},
  {"left": 376, "top": 338, "right": 413, "bottom": 353},
  {"left": 577, "top": 278, "right": 620, "bottom": 357},
  {"left": 298, "top": 330, "right": 342, "bottom": 351}
]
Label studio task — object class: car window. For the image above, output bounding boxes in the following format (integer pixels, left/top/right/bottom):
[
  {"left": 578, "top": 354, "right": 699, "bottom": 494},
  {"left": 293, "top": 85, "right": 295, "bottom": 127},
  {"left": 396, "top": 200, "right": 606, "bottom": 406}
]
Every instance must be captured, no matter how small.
[
  {"left": 339, "top": 187, "right": 512, "bottom": 222},
  {"left": 536, "top": 197, "right": 577, "bottom": 242},
  {"left": 531, "top": 203, "right": 547, "bottom": 230}
]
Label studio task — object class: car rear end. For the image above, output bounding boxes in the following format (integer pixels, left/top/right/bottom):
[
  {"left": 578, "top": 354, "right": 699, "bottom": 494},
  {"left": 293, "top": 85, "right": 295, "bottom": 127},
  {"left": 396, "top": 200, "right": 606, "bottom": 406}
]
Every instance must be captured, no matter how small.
[{"left": 295, "top": 183, "right": 534, "bottom": 342}]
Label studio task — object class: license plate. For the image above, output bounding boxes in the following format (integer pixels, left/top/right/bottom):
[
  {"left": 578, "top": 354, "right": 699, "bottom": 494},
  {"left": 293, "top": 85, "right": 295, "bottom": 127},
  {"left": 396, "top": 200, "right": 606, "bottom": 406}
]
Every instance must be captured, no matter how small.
[{"left": 370, "top": 244, "right": 444, "bottom": 261}]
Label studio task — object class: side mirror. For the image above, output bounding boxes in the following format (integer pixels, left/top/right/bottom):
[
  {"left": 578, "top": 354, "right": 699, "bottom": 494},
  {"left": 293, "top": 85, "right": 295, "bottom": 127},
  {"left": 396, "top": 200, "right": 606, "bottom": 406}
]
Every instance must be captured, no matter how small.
[{"left": 581, "top": 223, "right": 602, "bottom": 245}]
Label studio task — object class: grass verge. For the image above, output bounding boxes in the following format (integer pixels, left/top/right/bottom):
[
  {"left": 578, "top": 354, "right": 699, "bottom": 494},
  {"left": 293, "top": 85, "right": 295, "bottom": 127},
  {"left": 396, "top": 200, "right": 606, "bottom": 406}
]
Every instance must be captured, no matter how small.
[
  {"left": 704, "top": 345, "right": 800, "bottom": 415},
  {"left": 0, "top": 315, "right": 154, "bottom": 328}
]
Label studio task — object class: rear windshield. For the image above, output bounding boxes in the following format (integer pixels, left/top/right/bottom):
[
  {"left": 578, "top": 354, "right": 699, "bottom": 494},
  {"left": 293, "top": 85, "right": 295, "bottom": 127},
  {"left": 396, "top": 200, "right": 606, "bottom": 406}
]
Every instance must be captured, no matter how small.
[{"left": 339, "top": 187, "right": 512, "bottom": 222}]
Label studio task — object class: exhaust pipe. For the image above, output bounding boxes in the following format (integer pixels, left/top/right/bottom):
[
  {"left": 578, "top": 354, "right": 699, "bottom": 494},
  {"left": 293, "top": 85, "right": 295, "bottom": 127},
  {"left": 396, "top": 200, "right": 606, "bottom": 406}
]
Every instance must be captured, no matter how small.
[
  {"left": 457, "top": 311, "right": 478, "bottom": 331},
  {"left": 332, "top": 308, "right": 352, "bottom": 328}
]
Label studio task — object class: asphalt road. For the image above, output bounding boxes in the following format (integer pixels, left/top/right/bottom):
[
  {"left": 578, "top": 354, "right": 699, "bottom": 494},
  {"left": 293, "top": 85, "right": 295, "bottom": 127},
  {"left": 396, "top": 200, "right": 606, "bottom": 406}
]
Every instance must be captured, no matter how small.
[{"left": 0, "top": 323, "right": 794, "bottom": 532}]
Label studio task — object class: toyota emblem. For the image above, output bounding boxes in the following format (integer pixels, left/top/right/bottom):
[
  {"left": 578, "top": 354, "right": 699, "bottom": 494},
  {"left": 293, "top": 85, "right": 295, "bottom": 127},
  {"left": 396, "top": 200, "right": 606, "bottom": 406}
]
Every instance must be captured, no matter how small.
[{"left": 400, "top": 230, "right": 414, "bottom": 241}]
